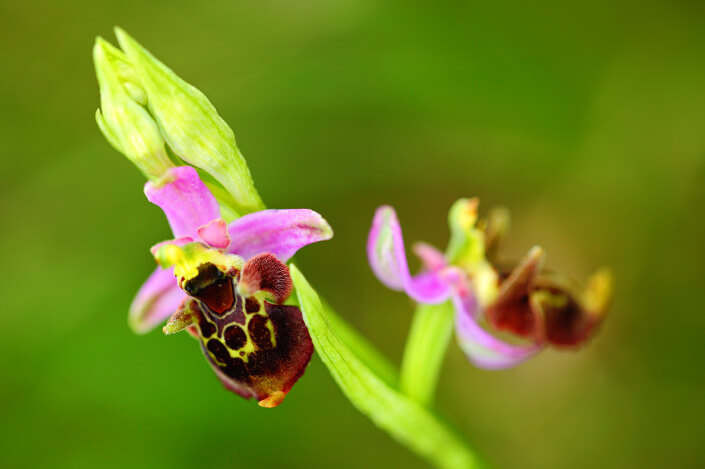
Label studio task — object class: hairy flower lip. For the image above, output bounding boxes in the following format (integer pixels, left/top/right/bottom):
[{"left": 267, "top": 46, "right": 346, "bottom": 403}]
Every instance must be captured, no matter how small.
[{"left": 162, "top": 254, "right": 312, "bottom": 407}]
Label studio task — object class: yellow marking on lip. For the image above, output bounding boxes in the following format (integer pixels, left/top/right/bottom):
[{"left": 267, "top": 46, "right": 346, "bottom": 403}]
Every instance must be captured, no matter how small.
[
  {"left": 265, "top": 316, "right": 277, "bottom": 348},
  {"left": 156, "top": 242, "right": 244, "bottom": 282}
]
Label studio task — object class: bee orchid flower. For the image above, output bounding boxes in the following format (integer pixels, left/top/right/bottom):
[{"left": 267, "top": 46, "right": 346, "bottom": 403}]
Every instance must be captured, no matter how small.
[
  {"left": 94, "top": 29, "right": 334, "bottom": 408},
  {"left": 367, "top": 199, "right": 612, "bottom": 369},
  {"left": 132, "top": 165, "right": 332, "bottom": 407}
]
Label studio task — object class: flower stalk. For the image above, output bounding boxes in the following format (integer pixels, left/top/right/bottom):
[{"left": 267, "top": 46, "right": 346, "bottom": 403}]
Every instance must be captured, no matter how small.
[
  {"left": 292, "top": 266, "right": 487, "bottom": 469},
  {"left": 399, "top": 302, "right": 455, "bottom": 406}
]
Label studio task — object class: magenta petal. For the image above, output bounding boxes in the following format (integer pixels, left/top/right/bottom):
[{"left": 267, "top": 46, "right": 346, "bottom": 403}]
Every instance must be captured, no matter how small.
[
  {"left": 144, "top": 166, "right": 221, "bottom": 238},
  {"left": 129, "top": 267, "right": 187, "bottom": 334},
  {"left": 408, "top": 271, "right": 451, "bottom": 302},
  {"left": 451, "top": 278, "right": 541, "bottom": 369},
  {"left": 226, "top": 209, "right": 333, "bottom": 262},
  {"left": 367, "top": 206, "right": 451, "bottom": 303},
  {"left": 197, "top": 219, "right": 230, "bottom": 249},
  {"left": 413, "top": 242, "right": 448, "bottom": 272}
]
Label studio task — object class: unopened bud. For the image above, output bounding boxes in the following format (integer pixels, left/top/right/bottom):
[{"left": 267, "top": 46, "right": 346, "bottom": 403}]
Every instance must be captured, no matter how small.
[
  {"left": 94, "top": 37, "right": 174, "bottom": 180},
  {"left": 114, "top": 28, "right": 264, "bottom": 215}
]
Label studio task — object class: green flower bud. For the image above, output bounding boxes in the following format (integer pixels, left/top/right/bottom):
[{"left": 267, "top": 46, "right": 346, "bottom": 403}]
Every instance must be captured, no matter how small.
[
  {"left": 93, "top": 37, "right": 174, "bottom": 181},
  {"left": 114, "top": 27, "right": 265, "bottom": 215}
]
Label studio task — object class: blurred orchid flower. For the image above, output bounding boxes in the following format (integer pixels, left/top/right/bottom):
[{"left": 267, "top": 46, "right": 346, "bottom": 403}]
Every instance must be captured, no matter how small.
[
  {"left": 367, "top": 199, "right": 612, "bottom": 369},
  {"left": 133, "top": 166, "right": 332, "bottom": 406}
]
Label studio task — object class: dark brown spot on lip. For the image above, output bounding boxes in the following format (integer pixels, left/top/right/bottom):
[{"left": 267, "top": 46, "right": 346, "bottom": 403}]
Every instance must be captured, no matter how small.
[
  {"left": 199, "top": 313, "right": 216, "bottom": 338},
  {"left": 245, "top": 297, "right": 260, "bottom": 313},
  {"left": 222, "top": 357, "right": 248, "bottom": 381},
  {"left": 248, "top": 314, "right": 273, "bottom": 350},
  {"left": 224, "top": 325, "right": 247, "bottom": 350},
  {"left": 206, "top": 339, "right": 231, "bottom": 365}
]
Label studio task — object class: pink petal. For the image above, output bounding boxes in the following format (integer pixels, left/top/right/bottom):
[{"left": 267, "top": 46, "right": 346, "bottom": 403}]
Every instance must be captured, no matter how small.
[
  {"left": 413, "top": 242, "right": 448, "bottom": 272},
  {"left": 450, "top": 272, "right": 541, "bottom": 369},
  {"left": 129, "top": 267, "right": 187, "bottom": 334},
  {"left": 367, "top": 206, "right": 451, "bottom": 304},
  {"left": 197, "top": 219, "right": 230, "bottom": 249},
  {"left": 144, "top": 166, "right": 221, "bottom": 238},
  {"left": 227, "top": 209, "right": 333, "bottom": 262}
]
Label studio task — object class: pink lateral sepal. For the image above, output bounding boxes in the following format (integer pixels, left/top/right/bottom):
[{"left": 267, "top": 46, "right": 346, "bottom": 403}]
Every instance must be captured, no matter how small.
[{"left": 367, "top": 206, "right": 452, "bottom": 303}]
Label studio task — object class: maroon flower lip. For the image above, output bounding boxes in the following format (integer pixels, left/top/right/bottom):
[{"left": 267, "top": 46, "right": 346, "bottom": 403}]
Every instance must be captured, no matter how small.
[
  {"left": 486, "top": 257, "right": 613, "bottom": 349},
  {"left": 166, "top": 256, "right": 313, "bottom": 408}
]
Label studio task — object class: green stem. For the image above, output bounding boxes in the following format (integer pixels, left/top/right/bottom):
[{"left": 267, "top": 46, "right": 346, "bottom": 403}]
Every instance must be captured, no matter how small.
[
  {"left": 292, "top": 266, "right": 486, "bottom": 469},
  {"left": 400, "top": 302, "right": 455, "bottom": 406}
]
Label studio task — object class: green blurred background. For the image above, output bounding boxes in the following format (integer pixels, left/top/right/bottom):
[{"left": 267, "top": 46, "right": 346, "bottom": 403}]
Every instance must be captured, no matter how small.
[{"left": 2, "top": 1, "right": 704, "bottom": 468}]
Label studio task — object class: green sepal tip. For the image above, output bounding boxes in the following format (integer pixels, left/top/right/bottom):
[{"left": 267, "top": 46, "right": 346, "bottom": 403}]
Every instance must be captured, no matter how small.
[
  {"left": 114, "top": 27, "right": 265, "bottom": 215},
  {"left": 93, "top": 37, "right": 174, "bottom": 181}
]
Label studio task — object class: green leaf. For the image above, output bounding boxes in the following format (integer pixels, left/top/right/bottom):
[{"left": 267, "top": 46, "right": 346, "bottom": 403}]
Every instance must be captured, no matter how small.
[{"left": 291, "top": 265, "right": 485, "bottom": 469}]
